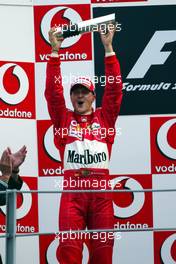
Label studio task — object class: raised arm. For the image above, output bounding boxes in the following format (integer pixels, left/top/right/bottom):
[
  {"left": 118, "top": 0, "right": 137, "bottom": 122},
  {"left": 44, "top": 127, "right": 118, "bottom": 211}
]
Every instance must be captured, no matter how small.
[
  {"left": 100, "top": 26, "right": 123, "bottom": 128},
  {"left": 45, "top": 28, "right": 67, "bottom": 126}
]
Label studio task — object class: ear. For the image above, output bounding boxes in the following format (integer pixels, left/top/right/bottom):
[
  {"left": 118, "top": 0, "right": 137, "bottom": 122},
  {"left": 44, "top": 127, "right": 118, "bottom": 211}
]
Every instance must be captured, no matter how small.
[
  {"left": 70, "top": 94, "right": 74, "bottom": 104},
  {"left": 90, "top": 94, "right": 95, "bottom": 104}
]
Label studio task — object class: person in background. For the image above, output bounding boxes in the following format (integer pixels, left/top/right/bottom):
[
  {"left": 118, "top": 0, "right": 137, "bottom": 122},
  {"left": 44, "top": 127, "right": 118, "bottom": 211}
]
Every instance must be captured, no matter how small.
[
  {"left": 0, "top": 146, "right": 27, "bottom": 205},
  {"left": 0, "top": 146, "right": 27, "bottom": 264}
]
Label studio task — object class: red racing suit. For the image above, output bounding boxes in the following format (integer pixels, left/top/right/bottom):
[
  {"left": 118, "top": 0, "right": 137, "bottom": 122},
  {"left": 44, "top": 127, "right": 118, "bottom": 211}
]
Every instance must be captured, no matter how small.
[{"left": 45, "top": 54, "right": 123, "bottom": 264}]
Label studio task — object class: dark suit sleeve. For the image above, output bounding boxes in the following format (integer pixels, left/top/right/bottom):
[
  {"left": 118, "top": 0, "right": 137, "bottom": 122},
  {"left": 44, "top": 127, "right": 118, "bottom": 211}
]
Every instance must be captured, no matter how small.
[
  {"left": 0, "top": 182, "right": 7, "bottom": 206},
  {"left": 0, "top": 176, "right": 23, "bottom": 206},
  {"left": 8, "top": 175, "right": 23, "bottom": 190}
]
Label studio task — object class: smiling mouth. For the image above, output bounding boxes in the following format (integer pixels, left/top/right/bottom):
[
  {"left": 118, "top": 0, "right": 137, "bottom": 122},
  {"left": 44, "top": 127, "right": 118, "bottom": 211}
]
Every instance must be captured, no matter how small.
[{"left": 77, "top": 101, "right": 84, "bottom": 106}]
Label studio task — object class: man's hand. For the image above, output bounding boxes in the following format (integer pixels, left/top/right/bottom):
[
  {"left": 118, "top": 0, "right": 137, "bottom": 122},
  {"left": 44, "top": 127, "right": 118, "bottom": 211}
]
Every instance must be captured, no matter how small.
[
  {"left": 99, "top": 23, "right": 116, "bottom": 53},
  {"left": 0, "top": 149, "right": 12, "bottom": 183},
  {"left": 49, "top": 27, "right": 64, "bottom": 52},
  {"left": 7, "top": 145, "right": 27, "bottom": 172}
]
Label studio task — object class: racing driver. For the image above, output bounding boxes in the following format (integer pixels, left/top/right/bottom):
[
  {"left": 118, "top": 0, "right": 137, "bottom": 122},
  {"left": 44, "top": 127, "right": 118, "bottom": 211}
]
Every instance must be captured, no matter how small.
[{"left": 45, "top": 25, "right": 123, "bottom": 264}]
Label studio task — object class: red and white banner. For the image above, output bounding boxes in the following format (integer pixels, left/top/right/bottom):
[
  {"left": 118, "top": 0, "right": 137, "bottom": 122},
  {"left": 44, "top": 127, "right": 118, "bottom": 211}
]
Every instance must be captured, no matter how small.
[
  {"left": 154, "top": 231, "right": 176, "bottom": 263},
  {"left": 37, "top": 120, "right": 63, "bottom": 176},
  {"left": 0, "top": 61, "right": 35, "bottom": 119},
  {"left": 150, "top": 116, "right": 176, "bottom": 174},
  {"left": 0, "top": 1, "right": 176, "bottom": 264},
  {"left": 0, "top": 178, "right": 38, "bottom": 234},
  {"left": 112, "top": 174, "right": 153, "bottom": 229},
  {"left": 34, "top": 5, "right": 92, "bottom": 62}
]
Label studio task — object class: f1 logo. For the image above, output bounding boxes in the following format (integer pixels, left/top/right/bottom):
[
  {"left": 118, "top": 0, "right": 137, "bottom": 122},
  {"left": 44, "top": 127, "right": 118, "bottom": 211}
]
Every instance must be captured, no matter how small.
[{"left": 127, "top": 31, "right": 176, "bottom": 79}]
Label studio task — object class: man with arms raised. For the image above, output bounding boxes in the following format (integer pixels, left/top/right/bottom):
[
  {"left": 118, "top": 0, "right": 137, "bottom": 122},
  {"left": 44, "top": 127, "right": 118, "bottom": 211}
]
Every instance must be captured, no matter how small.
[{"left": 45, "top": 26, "right": 123, "bottom": 263}]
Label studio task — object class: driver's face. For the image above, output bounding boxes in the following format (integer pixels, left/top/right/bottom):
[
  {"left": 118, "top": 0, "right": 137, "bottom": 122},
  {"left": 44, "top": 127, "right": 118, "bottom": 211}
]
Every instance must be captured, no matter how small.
[{"left": 70, "top": 86, "right": 95, "bottom": 115}]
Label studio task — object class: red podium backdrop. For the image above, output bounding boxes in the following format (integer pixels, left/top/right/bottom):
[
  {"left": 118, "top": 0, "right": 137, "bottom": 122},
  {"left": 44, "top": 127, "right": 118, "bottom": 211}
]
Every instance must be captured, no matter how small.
[{"left": 0, "top": 0, "right": 176, "bottom": 263}]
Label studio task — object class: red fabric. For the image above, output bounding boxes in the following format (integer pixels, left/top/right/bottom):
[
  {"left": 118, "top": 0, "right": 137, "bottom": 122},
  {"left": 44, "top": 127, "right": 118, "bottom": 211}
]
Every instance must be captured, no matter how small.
[
  {"left": 58, "top": 174, "right": 114, "bottom": 264},
  {"left": 45, "top": 54, "right": 123, "bottom": 263},
  {"left": 45, "top": 55, "right": 123, "bottom": 160},
  {"left": 71, "top": 77, "right": 95, "bottom": 93}
]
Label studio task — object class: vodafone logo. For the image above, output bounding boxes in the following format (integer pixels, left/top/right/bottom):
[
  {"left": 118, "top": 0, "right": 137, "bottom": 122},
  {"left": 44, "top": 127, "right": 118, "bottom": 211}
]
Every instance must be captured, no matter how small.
[
  {"left": 46, "top": 239, "right": 59, "bottom": 263},
  {"left": 35, "top": 5, "right": 91, "bottom": 62},
  {"left": 1, "top": 182, "right": 32, "bottom": 219},
  {"left": 111, "top": 176, "right": 145, "bottom": 218},
  {"left": 0, "top": 63, "right": 29, "bottom": 105},
  {"left": 41, "top": 6, "right": 82, "bottom": 48},
  {"left": 161, "top": 234, "right": 176, "bottom": 263},
  {"left": 44, "top": 125, "right": 61, "bottom": 162},
  {"left": 37, "top": 121, "right": 63, "bottom": 176},
  {"left": 157, "top": 118, "right": 176, "bottom": 160},
  {"left": 46, "top": 239, "right": 88, "bottom": 263}
]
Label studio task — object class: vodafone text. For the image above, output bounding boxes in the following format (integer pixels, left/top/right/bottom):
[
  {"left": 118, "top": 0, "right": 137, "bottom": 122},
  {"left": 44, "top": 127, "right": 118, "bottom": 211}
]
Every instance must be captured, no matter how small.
[
  {"left": 0, "top": 223, "right": 35, "bottom": 233},
  {"left": 0, "top": 108, "right": 32, "bottom": 118},
  {"left": 115, "top": 221, "right": 149, "bottom": 230},
  {"left": 123, "top": 82, "right": 176, "bottom": 92},
  {"left": 40, "top": 52, "right": 87, "bottom": 61},
  {"left": 155, "top": 164, "right": 176, "bottom": 173},
  {"left": 54, "top": 178, "right": 121, "bottom": 190},
  {"left": 43, "top": 166, "right": 64, "bottom": 176}
]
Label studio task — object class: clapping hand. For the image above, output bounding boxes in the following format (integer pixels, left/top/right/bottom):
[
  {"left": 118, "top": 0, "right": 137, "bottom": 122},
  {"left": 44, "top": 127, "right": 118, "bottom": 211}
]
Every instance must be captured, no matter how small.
[
  {"left": 0, "top": 149, "right": 12, "bottom": 182},
  {"left": 7, "top": 145, "right": 27, "bottom": 172}
]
